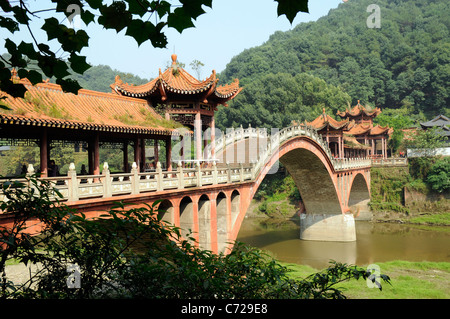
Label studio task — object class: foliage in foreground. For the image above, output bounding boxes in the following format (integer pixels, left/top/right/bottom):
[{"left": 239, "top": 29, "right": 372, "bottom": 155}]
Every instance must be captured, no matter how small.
[{"left": 0, "top": 177, "right": 390, "bottom": 299}]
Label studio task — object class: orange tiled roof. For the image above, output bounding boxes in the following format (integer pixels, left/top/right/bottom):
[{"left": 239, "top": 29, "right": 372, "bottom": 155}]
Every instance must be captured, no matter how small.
[
  {"left": 307, "top": 108, "right": 350, "bottom": 130},
  {"left": 337, "top": 100, "right": 381, "bottom": 119},
  {"left": 346, "top": 122, "right": 392, "bottom": 136},
  {"left": 0, "top": 75, "right": 180, "bottom": 135},
  {"left": 111, "top": 54, "right": 242, "bottom": 105}
]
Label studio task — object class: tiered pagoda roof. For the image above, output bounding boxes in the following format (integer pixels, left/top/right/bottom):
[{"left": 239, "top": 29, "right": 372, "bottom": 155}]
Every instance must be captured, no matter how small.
[
  {"left": 307, "top": 108, "right": 350, "bottom": 130},
  {"left": 0, "top": 74, "right": 180, "bottom": 136},
  {"left": 346, "top": 122, "right": 393, "bottom": 136},
  {"left": 110, "top": 54, "right": 242, "bottom": 106},
  {"left": 336, "top": 100, "right": 381, "bottom": 119}
]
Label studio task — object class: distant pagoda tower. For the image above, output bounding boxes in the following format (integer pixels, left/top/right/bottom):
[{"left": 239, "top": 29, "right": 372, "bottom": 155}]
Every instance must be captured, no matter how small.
[
  {"left": 307, "top": 101, "right": 393, "bottom": 159},
  {"left": 336, "top": 100, "right": 381, "bottom": 125},
  {"left": 110, "top": 54, "right": 242, "bottom": 161}
]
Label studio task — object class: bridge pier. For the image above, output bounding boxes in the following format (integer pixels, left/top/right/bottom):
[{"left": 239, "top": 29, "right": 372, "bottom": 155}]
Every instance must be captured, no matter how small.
[{"left": 299, "top": 213, "right": 356, "bottom": 242}]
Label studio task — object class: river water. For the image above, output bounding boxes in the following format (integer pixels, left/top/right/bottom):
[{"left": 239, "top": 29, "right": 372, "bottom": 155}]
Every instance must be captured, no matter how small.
[{"left": 236, "top": 217, "right": 450, "bottom": 269}]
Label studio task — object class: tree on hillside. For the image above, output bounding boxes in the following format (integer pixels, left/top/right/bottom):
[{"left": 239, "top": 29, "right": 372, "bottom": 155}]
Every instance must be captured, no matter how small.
[
  {"left": 215, "top": 72, "right": 351, "bottom": 131},
  {"left": 0, "top": 0, "right": 309, "bottom": 99},
  {"left": 219, "top": 0, "right": 449, "bottom": 118}
]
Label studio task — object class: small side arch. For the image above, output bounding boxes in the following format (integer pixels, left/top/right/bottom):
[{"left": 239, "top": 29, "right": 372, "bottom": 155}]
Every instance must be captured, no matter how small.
[
  {"left": 216, "top": 192, "right": 228, "bottom": 254},
  {"left": 179, "top": 196, "right": 194, "bottom": 240},
  {"left": 230, "top": 189, "right": 240, "bottom": 229},
  {"left": 157, "top": 199, "right": 174, "bottom": 225},
  {"left": 347, "top": 172, "right": 371, "bottom": 220},
  {"left": 198, "top": 194, "right": 211, "bottom": 250}
]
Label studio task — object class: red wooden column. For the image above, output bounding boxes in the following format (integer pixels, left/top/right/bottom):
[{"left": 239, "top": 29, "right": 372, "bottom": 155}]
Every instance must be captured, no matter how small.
[
  {"left": 141, "top": 138, "right": 146, "bottom": 171},
  {"left": 40, "top": 128, "right": 48, "bottom": 178},
  {"left": 166, "top": 137, "right": 172, "bottom": 171},
  {"left": 195, "top": 112, "right": 202, "bottom": 161},
  {"left": 210, "top": 116, "right": 216, "bottom": 160},
  {"left": 93, "top": 133, "right": 100, "bottom": 175},
  {"left": 134, "top": 137, "right": 141, "bottom": 172},
  {"left": 123, "top": 141, "right": 129, "bottom": 172}
]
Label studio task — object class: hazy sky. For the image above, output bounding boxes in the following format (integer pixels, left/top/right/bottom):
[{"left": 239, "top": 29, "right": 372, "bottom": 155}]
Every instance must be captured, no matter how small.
[{"left": 2, "top": 0, "right": 345, "bottom": 80}]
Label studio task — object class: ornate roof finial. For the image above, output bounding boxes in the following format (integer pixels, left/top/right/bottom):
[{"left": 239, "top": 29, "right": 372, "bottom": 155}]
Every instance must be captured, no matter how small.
[{"left": 171, "top": 54, "right": 177, "bottom": 65}]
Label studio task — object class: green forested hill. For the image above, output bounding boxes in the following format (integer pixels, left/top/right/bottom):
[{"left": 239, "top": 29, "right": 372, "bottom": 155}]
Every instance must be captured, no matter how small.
[
  {"left": 70, "top": 64, "right": 150, "bottom": 93},
  {"left": 216, "top": 0, "right": 449, "bottom": 130}
]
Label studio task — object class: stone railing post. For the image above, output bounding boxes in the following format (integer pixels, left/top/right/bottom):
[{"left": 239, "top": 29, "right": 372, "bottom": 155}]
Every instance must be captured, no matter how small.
[
  {"left": 67, "top": 162, "right": 79, "bottom": 201},
  {"left": 239, "top": 163, "right": 244, "bottom": 182},
  {"left": 227, "top": 162, "right": 231, "bottom": 183},
  {"left": 102, "top": 162, "right": 112, "bottom": 198},
  {"left": 196, "top": 161, "right": 202, "bottom": 187},
  {"left": 131, "top": 162, "right": 139, "bottom": 194},
  {"left": 212, "top": 161, "right": 218, "bottom": 185},
  {"left": 177, "top": 161, "right": 184, "bottom": 189},
  {"left": 156, "top": 161, "right": 163, "bottom": 191}
]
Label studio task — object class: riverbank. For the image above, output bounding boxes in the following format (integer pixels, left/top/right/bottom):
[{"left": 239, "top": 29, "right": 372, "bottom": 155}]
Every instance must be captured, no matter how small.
[{"left": 281, "top": 260, "right": 450, "bottom": 299}]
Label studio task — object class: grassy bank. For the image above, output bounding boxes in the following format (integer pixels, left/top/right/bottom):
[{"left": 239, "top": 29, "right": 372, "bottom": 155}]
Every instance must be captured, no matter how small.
[{"left": 282, "top": 260, "right": 450, "bottom": 299}]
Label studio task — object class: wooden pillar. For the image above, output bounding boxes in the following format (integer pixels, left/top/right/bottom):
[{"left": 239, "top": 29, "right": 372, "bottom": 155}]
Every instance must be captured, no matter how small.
[
  {"left": 123, "top": 141, "right": 129, "bottom": 172},
  {"left": 93, "top": 133, "right": 100, "bottom": 175},
  {"left": 166, "top": 137, "right": 172, "bottom": 171},
  {"left": 141, "top": 138, "right": 146, "bottom": 171},
  {"left": 195, "top": 112, "right": 202, "bottom": 161},
  {"left": 134, "top": 137, "right": 141, "bottom": 172},
  {"left": 40, "top": 129, "right": 48, "bottom": 178},
  {"left": 154, "top": 139, "right": 159, "bottom": 165},
  {"left": 211, "top": 116, "right": 216, "bottom": 160}
]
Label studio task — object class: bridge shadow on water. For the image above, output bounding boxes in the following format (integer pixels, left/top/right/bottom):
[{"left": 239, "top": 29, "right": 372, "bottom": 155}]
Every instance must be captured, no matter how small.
[{"left": 235, "top": 217, "right": 360, "bottom": 269}]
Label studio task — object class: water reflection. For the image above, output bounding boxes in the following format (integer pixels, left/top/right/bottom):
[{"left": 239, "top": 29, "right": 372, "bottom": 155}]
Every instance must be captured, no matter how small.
[{"left": 236, "top": 218, "right": 450, "bottom": 269}]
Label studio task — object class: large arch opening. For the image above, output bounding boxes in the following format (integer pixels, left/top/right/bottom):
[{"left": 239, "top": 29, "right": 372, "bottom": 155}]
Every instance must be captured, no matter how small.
[
  {"left": 279, "top": 148, "right": 341, "bottom": 215},
  {"left": 179, "top": 196, "right": 194, "bottom": 240},
  {"left": 216, "top": 192, "right": 228, "bottom": 253},
  {"left": 198, "top": 194, "right": 211, "bottom": 250},
  {"left": 277, "top": 146, "right": 355, "bottom": 241},
  {"left": 348, "top": 173, "right": 371, "bottom": 220}
]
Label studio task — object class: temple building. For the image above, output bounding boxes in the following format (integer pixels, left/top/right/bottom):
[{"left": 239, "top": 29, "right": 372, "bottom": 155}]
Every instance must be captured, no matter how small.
[
  {"left": 110, "top": 54, "right": 242, "bottom": 161},
  {"left": 307, "top": 101, "right": 393, "bottom": 158},
  {"left": 0, "top": 56, "right": 242, "bottom": 177}
]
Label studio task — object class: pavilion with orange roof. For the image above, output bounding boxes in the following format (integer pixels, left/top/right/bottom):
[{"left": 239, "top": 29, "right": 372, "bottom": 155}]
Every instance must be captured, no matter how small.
[
  {"left": 307, "top": 101, "right": 393, "bottom": 159},
  {"left": 0, "top": 70, "right": 184, "bottom": 177},
  {"left": 110, "top": 54, "right": 242, "bottom": 161},
  {"left": 0, "top": 55, "right": 242, "bottom": 178}
]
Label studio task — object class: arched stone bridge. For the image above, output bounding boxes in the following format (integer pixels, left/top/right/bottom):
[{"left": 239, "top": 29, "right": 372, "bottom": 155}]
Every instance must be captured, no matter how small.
[{"left": 0, "top": 124, "right": 372, "bottom": 254}]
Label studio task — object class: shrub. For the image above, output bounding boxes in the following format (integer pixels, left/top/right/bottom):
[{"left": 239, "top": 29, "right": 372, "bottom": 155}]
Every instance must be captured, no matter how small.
[
  {"left": 0, "top": 176, "right": 390, "bottom": 299},
  {"left": 426, "top": 158, "right": 450, "bottom": 193}
]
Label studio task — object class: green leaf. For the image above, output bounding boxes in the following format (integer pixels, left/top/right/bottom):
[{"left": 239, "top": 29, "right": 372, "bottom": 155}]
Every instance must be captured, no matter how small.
[
  {"left": 18, "top": 41, "right": 39, "bottom": 60},
  {"left": 41, "top": 17, "right": 65, "bottom": 42},
  {"left": 56, "top": 78, "right": 82, "bottom": 95},
  {"left": 0, "top": 79, "right": 27, "bottom": 98},
  {"left": 167, "top": 7, "right": 195, "bottom": 33},
  {"left": 275, "top": 0, "right": 309, "bottom": 23},
  {"left": 26, "top": 70, "right": 43, "bottom": 85},
  {"left": 69, "top": 54, "right": 91, "bottom": 74},
  {"left": 126, "top": 0, "right": 150, "bottom": 17},
  {"left": 179, "top": 0, "right": 212, "bottom": 20},
  {"left": 98, "top": 2, "right": 132, "bottom": 33},
  {"left": 0, "top": 16, "right": 19, "bottom": 33},
  {"left": 80, "top": 9, "right": 96, "bottom": 26}
]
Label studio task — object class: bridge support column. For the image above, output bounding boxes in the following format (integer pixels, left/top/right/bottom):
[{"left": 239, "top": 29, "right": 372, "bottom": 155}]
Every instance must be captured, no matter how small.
[{"left": 300, "top": 213, "right": 356, "bottom": 242}]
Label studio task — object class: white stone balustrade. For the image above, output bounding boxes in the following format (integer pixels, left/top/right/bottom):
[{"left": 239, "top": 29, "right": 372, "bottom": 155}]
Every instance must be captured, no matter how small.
[{"left": 0, "top": 124, "right": 373, "bottom": 203}]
